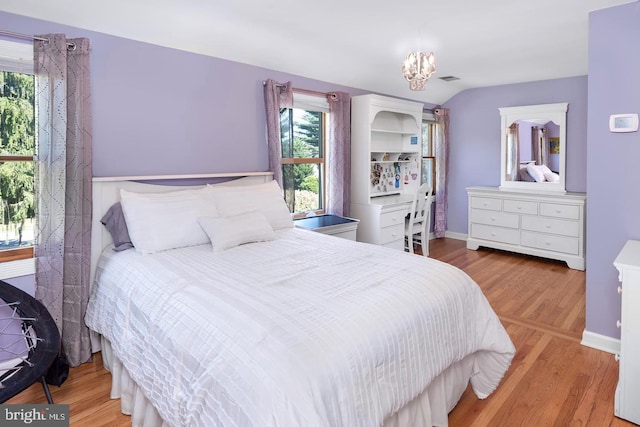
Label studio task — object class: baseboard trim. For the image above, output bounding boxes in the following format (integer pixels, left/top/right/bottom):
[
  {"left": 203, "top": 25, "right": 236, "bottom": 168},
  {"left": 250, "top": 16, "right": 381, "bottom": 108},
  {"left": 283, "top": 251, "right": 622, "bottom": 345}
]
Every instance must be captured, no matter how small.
[
  {"left": 444, "top": 231, "right": 467, "bottom": 241},
  {"left": 581, "top": 330, "right": 620, "bottom": 354}
]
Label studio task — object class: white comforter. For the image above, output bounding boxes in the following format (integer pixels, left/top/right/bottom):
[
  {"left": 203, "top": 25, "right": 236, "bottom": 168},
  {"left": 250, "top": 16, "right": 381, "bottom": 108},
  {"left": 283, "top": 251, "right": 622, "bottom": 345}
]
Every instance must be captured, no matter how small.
[{"left": 85, "top": 228, "right": 514, "bottom": 427}]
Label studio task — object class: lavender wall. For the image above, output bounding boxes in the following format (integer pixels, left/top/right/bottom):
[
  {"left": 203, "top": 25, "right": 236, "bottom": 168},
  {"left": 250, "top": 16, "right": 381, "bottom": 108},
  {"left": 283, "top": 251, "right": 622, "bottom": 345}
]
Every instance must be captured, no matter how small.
[
  {"left": 442, "top": 77, "right": 588, "bottom": 234},
  {"left": 2, "top": 11, "right": 426, "bottom": 177},
  {"left": 586, "top": 3, "right": 640, "bottom": 339},
  {"left": 3, "top": 274, "right": 34, "bottom": 295}
]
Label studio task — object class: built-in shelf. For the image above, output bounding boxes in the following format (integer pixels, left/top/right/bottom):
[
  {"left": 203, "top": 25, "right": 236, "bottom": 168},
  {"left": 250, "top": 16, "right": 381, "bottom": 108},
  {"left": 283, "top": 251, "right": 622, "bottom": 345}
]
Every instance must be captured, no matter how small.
[{"left": 350, "top": 94, "right": 424, "bottom": 250}]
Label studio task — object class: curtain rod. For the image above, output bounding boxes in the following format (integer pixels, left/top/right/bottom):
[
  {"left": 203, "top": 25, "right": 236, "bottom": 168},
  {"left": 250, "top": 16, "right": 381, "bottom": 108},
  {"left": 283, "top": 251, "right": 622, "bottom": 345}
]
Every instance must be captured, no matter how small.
[
  {"left": 263, "top": 81, "right": 337, "bottom": 99},
  {"left": 0, "top": 29, "right": 75, "bottom": 49}
]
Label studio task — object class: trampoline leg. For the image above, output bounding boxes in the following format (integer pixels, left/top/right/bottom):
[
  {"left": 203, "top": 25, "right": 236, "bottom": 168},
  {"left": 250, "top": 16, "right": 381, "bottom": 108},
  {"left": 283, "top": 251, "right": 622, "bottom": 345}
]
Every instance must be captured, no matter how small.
[{"left": 40, "top": 377, "right": 54, "bottom": 404}]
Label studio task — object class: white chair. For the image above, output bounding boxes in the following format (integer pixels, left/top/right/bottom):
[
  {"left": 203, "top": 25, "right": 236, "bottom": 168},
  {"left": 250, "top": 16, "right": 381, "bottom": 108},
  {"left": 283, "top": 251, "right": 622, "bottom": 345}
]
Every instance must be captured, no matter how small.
[{"left": 405, "top": 184, "right": 433, "bottom": 256}]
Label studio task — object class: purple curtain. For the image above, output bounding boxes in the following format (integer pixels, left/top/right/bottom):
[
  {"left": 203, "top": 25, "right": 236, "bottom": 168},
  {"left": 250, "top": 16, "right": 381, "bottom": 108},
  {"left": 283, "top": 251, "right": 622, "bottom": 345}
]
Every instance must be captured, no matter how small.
[
  {"left": 434, "top": 108, "right": 449, "bottom": 238},
  {"left": 531, "top": 127, "right": 541, "bottom": 165},
  {"left": 34, "top": 34, "right": 93, "bottom": 366},
  {"left": 263, "top": 79, "right": 293, "bottom": 187},
  {"left": 326, "top": 92, "right": 351, "bottom": 216},
  {"left": 507, "top": 123, "right": 520, "bottom": 181},
  {"left": 541, "top": 127, "right": 550, "bottom": 167}
]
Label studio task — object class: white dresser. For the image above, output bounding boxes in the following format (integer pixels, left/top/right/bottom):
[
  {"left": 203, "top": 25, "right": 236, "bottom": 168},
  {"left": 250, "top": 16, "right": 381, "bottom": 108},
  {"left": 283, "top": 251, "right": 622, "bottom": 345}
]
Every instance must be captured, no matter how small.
[
  {"left": 466, "top": 187, "right": 586, "bottom": 270},
  {"left": 614, "top": 240, "right": 640, "bottom": 425}
]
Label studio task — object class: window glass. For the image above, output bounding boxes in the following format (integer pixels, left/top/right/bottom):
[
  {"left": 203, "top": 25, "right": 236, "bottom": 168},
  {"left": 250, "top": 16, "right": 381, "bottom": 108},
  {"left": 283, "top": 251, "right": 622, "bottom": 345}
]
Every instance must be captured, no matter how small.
[
  {"left": 0, "top": 66, "right": 35, "bottom": 255},
  {"left": 421, "top": 118, "right": 436, "bottom": 192},
  {"left": 280, "top": 106, "right": 326, "bottom": 215}
]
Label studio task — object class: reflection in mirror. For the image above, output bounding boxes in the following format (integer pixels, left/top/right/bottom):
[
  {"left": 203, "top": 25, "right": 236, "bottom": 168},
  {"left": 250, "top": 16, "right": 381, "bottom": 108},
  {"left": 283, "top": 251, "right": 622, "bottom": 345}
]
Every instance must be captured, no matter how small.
[
  {"left": 499, "top": 103, "right": 568, "bottom": 193},
  {"left": 506, "top": 119, "right": 560, "bottom": 182}
]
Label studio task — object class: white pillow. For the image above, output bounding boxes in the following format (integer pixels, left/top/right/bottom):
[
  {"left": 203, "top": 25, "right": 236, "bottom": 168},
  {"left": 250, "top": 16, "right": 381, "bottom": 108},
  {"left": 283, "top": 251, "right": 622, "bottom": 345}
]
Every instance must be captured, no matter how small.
[
  {"left": 526, "top": 163, "right": 546, "bottom": 183},
  {"left": 539, "top": 164, "right": 553, "bottom": 175},
  {"left": 544, "top": 171, "right": 560, "bottom": 182},
  {"left": 208, "top": 180, "right": 293, "bottom": 230},
  {"left": 198, "top": 211, "right": 276, "bottom": 252},
  {"left": 120, "top": 187, "right": 218, "bottom": 254}
]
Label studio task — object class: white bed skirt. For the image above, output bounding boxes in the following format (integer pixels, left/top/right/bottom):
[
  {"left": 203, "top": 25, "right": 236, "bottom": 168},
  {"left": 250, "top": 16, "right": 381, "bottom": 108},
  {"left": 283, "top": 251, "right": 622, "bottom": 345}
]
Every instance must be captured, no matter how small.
[{"left": 99, "top": 337, "right": 475, "bottom": 427}]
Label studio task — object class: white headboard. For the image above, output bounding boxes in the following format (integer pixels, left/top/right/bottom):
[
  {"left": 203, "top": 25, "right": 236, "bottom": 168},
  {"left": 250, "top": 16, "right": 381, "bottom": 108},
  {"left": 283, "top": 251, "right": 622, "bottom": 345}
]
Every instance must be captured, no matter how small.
[{"left": 90, "top": 171, "right": 274, "bottom": 287}]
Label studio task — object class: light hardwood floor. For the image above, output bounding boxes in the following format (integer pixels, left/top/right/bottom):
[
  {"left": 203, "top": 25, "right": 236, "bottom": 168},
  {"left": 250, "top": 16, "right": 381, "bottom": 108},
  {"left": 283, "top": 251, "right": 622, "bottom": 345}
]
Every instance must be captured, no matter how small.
[{"left": 7, "top": 238, "right": 633, "bottom": 426}]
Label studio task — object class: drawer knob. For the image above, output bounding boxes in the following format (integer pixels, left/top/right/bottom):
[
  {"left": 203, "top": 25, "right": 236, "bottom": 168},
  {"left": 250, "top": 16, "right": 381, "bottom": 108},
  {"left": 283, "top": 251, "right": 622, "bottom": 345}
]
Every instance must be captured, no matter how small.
[
  {"left": 491, "top": 217, "right": 496, "bottom": 222},
  {"left": 617, "top": 320, "right": 622, "bottom": 328},
  {"left": 618, "top": 286, "right": 622, "bottom": 295},
  {"left": 391, "top": 232, "right": 397, "bottom": 237},
  {"left": 545, "top": 241, "right": 551, "bottom": 246},
  {"left": 491, "top": 232, "right": 496, "bottom": 237},
  {"left": 615, "top": 353, "right": 621, "bottom": 362},
  {"left": 517, "top": 206, "right": 522, "bottom": 210},
  {"left": 545, "top": 225, "right": 551, "bottom": 229},
  {"left": 556, "top": 210, "right": 562, "bottom": 214}
]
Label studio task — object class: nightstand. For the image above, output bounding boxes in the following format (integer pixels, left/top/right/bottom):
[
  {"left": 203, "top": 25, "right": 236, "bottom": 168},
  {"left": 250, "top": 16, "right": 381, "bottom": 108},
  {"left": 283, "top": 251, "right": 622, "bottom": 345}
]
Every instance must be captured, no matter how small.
[{"left": 294, "top": 215, "right": 360, "bottom": 241}]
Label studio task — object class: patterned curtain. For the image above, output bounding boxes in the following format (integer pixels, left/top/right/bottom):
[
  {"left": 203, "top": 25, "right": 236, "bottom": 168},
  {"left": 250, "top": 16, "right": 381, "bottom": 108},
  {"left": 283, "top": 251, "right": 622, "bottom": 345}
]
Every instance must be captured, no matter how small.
[
  {"left": 34, "top": 34, "right": 93, "bottom": 367},
  {"left": 263, "top": 79, "right": 293, "bottom": 187},
  {"left": 531, "top": 126, "right": 541, "bottom": 165},
  {"left": 434, "top": 108, "right": 449, "bottom": 238},
  {"left": 326, "top": 92, "right": 351, "bottom": 216},
  {"left": 506, "top": 123, "right": 520, "bottom": 181},
  {"left": 541, "top": 127, "right": 550, "bottom": 167}
]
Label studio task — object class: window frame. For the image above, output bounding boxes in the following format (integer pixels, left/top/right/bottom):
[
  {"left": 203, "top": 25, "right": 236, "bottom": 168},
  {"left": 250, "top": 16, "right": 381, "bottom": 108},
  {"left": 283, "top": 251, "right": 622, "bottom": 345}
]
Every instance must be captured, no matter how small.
[
  {"left": 422, "top": 112, "right": 436, "bottom": 193},
  {"left": 0, "top": 40, "right": 36, "bottom": 263},
  {"left": 280, "top": 93, "right": 329, "bottom": 218}
]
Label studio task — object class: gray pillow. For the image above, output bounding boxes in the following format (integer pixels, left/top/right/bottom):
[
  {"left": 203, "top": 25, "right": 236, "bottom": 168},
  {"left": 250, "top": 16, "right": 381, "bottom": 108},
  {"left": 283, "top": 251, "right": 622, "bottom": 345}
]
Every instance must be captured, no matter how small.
[
  {"left": 519, "top": 167, "right": 536, "bottom": 182},
  {"left": 100, "top": 202, "right": 133, "bottom": 251}
]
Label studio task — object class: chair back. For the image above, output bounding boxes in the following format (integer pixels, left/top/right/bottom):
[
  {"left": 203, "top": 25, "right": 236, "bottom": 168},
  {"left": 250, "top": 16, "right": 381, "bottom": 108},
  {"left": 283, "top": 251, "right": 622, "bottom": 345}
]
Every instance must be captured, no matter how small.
[{"left": 408, "top": 184, "right": 433, "bottom": 227}]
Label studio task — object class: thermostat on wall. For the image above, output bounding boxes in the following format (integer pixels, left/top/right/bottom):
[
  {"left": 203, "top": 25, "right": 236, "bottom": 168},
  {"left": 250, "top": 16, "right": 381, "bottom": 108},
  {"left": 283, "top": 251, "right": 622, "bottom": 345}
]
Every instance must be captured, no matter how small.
[{"left": 609, "top": 113, "right": 638, "bottom": 132}]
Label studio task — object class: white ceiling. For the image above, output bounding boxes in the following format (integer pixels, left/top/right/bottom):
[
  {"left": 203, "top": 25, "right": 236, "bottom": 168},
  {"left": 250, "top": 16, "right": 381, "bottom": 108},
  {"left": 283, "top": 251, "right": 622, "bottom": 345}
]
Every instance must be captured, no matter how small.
[{"left": 1, "top": 0, "right": 633, "bottom": 105}]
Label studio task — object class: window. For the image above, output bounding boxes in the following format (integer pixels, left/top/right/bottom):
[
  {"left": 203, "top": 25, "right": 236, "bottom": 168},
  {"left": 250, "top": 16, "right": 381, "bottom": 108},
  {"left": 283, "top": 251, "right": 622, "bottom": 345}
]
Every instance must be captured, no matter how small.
[
  {"left": 421, "top": 113, "right": 436, "bottom": 192},
  {"left": 0, "top": 40, "right": 35, "bottom": 262},
  {"left": 279, "top": 93, "right": 328, "bottom": 216}
]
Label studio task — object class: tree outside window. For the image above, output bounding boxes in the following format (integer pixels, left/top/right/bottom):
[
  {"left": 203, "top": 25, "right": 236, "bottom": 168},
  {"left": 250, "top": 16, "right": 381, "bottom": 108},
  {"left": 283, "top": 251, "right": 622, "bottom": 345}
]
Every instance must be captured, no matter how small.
[
  {"left": 0, "top": 71, "right": 35, "bottom": 258},
  {"left": 422, "top": 118, "right": 436, "bottom": 192},
  {"left": 280, "top": 107, "right": 326, "bottom": 215}
]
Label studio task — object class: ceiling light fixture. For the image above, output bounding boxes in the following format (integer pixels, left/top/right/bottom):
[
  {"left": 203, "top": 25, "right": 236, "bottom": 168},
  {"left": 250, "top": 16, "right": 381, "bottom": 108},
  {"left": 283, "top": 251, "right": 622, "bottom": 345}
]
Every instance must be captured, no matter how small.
[{"left": 402, "top": 51, "right": 436, "bottom": 91}]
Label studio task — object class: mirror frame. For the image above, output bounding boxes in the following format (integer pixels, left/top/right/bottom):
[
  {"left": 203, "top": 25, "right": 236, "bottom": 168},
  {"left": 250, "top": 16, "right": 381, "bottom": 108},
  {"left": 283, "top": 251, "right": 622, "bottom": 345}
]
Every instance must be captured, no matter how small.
[{"left": 499, "top": 102, "right": 568, "bottom": 193}]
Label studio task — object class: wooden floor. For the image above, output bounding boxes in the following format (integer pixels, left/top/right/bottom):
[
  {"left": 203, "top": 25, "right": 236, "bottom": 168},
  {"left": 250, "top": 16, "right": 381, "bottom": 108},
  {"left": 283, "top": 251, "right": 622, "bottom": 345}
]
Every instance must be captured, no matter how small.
[{"left": 7, "top": 238, "right": 633, "bottom": 426}]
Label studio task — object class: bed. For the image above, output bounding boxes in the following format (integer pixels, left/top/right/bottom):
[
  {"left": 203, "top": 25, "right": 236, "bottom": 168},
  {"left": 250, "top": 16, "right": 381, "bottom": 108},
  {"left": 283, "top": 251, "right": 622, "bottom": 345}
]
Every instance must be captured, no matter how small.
[{"left": 85, "top": 172, "right": 515, "bottom": 427}]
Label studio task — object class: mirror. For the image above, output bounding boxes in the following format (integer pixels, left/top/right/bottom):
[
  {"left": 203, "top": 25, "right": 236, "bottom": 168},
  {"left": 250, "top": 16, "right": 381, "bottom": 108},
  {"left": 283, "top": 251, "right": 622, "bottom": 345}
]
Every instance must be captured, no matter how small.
[{"left": 499, "top": 102, "right": 568, "bottom": 193}]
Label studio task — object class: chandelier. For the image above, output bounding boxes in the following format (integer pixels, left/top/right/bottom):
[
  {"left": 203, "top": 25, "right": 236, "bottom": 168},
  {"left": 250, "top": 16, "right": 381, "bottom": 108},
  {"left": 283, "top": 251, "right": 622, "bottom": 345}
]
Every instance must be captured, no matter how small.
[{"left": 402, "top": 51, "right": 436, "bottom": 91}]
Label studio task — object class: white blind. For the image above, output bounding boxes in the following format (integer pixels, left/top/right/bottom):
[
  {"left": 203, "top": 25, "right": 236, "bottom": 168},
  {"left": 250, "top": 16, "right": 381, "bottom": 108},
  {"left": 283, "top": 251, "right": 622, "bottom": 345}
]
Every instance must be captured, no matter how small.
[
  {"left": 293, "top": 93, "right": 330, "bottom": 113},
  {"left": 0, "top": 39, "right": 34, "bottom": 75}
]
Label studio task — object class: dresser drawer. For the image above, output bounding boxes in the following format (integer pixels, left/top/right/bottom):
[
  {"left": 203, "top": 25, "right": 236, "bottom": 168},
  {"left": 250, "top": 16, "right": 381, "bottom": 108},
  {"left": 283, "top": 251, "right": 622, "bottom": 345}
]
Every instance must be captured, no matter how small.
[
  {"left": 471, "top": 209, "right": 519, "bottom": 228},
  {"left": 380, "top": 224, "right": 404, "bottom": 245},
  {"left": 540, "top": 202, "right": 580, "bottom": 220},
  {"left": 521, "top": 231, "right": 579, "bottom": 255},
  {"left": 504, "top": 199, "right": 538, "bottom": 215},
  {"left": 470, "top": 223, "right": 520, "bottom": 245},
  {"left": 470, "top": 196, "right": 502, "bottom": 211},
  {"left": 522, "top": 216, "right": 580, "bottom": 238},
  {"left": 382, "top": 238, "right": 404, "bottom": 250},
  {"left": 380, "top": 209, "right": 406, "bottom": 228}
]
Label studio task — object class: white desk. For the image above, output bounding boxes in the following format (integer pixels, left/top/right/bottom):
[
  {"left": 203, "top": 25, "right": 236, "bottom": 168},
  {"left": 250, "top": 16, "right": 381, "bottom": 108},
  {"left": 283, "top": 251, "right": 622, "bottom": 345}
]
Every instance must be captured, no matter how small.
[{"left": 351, "top": 195, "right": 413, "bottom": 250}]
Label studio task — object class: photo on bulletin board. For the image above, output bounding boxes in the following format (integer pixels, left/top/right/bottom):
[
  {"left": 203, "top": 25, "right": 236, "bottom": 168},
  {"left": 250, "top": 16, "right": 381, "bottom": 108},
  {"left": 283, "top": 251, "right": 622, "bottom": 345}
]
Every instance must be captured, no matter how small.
[{"left": 549, "top": 137, "right": 560, "bottom": 154}]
